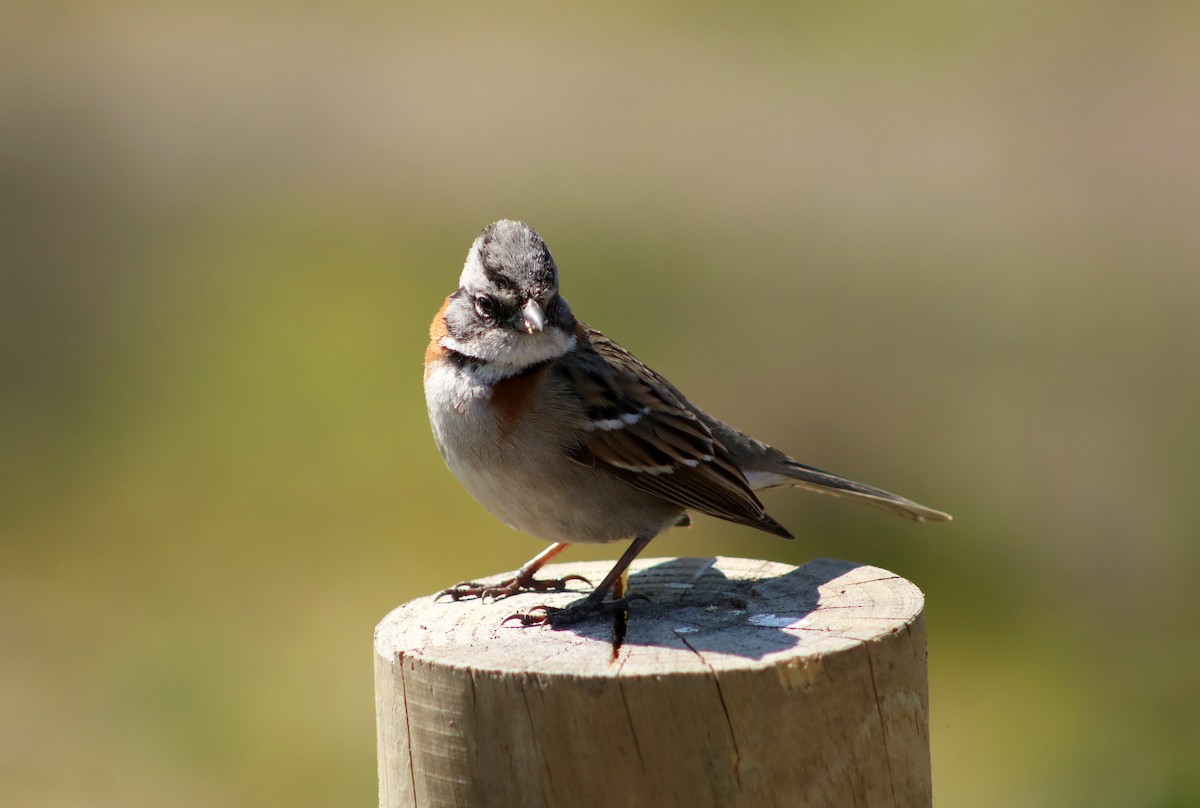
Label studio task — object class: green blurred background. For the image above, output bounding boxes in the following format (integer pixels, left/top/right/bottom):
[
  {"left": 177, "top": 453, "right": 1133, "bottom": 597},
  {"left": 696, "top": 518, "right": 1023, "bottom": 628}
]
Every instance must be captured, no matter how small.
[{"left": 3, "top": 2, "right": 1198, "bottom": 805}]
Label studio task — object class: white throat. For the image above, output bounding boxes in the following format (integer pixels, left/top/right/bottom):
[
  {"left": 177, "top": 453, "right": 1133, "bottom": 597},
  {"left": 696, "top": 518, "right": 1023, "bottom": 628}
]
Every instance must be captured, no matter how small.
[{"left": 440, "top": 330, "right": 576, "bottom": 383}]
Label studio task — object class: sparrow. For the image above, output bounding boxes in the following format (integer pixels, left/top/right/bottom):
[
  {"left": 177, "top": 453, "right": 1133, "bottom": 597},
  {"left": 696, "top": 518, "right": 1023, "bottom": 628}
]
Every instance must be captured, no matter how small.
[{"left": 425, "top": 220, "right": 951, "bottom": 626}]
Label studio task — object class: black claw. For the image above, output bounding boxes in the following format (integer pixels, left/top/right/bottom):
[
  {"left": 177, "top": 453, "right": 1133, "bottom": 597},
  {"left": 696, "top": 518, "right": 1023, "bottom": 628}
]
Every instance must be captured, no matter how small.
[{"left": 543, "top": 573, "right": 592, "bottom": 590}]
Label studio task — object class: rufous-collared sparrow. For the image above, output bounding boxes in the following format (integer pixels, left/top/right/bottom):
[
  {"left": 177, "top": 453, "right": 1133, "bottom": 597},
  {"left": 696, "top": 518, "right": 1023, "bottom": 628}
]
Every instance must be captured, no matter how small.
[{"left": 425, "top": 220, "right": 950, "bottom": 625}]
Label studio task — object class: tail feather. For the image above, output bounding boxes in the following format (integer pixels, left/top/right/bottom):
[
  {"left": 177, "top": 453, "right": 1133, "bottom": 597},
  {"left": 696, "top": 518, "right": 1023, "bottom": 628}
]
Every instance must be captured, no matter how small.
[
  {"left": 694, "top": 410, "right": 951, "bottom": 525},
  {"left": 747, "top": 460, "right": 953, "bottom": 524}
]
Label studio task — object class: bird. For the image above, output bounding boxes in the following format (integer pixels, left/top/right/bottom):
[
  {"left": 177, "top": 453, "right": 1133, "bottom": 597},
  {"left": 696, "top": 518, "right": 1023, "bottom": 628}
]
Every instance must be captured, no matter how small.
[{"left": 424, "top": 220, "right": 951, "bottom": 626}]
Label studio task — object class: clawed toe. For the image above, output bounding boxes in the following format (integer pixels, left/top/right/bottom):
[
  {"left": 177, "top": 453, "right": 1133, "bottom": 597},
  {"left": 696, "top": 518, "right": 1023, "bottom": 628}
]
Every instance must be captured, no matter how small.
[
  {"left": 436, "top": 573, "right": 592, "bottom": 603},
  {"left": 435, "top": 581, "right": 489, "bottom": 601},
  {"left": 503, "top": 593, "right": 651, "bottom": 627},
  {"left": 524, "top": 573, "right": 591, "bottom": 593},
  {"left": 501, "top": 605, "right": 557, "bottom": 627}
]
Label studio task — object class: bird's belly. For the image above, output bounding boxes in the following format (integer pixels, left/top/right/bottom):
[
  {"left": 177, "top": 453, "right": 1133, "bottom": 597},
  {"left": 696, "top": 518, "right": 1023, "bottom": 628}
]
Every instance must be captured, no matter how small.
[{"left": 426, "top": 378, "right": 679, "bottom": 543}]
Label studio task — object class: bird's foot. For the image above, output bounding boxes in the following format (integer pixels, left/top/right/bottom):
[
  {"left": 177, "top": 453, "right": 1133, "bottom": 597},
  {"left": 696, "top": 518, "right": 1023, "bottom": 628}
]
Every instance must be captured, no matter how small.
[
  {"left": 502, "top": 593, "right": 650, "bottom": 627},
  {"left": 437, "top": 572, "right": 591, "bottom": 603}
]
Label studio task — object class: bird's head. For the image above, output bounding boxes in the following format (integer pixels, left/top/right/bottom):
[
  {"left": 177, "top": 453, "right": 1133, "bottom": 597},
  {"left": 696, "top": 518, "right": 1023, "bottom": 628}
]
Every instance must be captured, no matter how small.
[{"left": 441, "top": 220, "right": 577, "bottom": 375}]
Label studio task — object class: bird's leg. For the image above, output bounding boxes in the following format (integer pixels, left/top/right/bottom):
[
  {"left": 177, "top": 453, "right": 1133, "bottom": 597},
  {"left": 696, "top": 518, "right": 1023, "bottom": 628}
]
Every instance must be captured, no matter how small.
[
  {"left": 438, "top": 542, "right": 590, "bottom": 601},
  {"left": 505, "top": 536, "right": 654, "bottom": 626}
]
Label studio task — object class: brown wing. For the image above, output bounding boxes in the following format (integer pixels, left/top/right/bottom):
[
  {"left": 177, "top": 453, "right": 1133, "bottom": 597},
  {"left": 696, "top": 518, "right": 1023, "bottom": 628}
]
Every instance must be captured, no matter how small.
[{"left": 560, "top": 323, "right": 792, "bottom": 538}]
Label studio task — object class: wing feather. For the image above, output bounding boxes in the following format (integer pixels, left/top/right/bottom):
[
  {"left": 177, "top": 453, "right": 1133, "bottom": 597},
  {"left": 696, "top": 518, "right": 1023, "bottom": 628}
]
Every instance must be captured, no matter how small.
[{"left": 559, "top": 323, "right": 792, "bottom": 538}]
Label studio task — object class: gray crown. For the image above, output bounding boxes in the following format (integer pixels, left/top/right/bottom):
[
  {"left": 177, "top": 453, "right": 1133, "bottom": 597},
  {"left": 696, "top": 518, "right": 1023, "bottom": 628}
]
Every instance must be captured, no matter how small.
[{"left": 460, "top": 220, "right": 558, "bottom": 302}]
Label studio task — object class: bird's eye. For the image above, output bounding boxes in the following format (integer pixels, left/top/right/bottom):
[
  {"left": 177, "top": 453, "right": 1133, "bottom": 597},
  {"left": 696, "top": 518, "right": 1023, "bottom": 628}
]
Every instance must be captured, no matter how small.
[{"left": 474, "top": 295, "right": 497, "bottom": 319}]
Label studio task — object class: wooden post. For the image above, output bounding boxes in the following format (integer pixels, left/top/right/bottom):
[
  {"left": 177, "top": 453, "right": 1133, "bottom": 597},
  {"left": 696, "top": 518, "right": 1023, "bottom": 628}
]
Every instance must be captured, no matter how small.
[{"left": 375, "top": 556, "right": 930, "bottom": 808}]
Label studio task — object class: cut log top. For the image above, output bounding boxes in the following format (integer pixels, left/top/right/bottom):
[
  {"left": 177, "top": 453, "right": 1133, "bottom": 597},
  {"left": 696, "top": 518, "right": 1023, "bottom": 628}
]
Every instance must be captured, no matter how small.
[
  {"left": 374, "top": 556, "right": 924, "bottom": 677},
  {"left": 376, "top": 556, "right": 931, "bottom": 807}
]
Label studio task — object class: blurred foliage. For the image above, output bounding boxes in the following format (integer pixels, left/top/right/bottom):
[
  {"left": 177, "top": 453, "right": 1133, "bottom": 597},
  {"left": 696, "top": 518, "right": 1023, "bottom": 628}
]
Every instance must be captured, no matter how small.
[{"left": 3, "top": 2, "right": 1199, "bottom": 806}]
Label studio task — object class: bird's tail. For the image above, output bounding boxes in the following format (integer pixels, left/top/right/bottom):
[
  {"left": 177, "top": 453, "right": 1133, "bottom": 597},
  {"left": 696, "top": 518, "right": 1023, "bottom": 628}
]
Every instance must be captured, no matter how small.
[{"left": 746, "top": 458, "right": 952, "bottom": 523}]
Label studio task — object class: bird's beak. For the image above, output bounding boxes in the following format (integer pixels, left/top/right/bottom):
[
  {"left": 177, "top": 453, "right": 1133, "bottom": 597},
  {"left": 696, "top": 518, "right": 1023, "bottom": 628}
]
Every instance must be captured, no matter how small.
[{"left": 521, "top": 299, "right": 545, "bottom": 334}]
